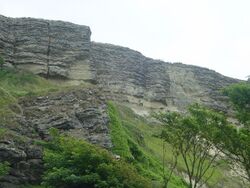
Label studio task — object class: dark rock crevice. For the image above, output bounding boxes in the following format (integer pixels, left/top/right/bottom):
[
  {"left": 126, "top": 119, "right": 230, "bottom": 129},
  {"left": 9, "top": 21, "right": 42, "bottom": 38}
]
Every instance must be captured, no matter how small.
[
  {"left": 46, "top": 22, "right": 51, "bottom": 78},
  {"left": 0, "top": 14, "right": 244, "bottom": 187},
  {"left": 0, "top": 15, "right": 91, "bottom": 78},
  {"left": 0, "top": 15, "right": 240, "bottom": 111}
]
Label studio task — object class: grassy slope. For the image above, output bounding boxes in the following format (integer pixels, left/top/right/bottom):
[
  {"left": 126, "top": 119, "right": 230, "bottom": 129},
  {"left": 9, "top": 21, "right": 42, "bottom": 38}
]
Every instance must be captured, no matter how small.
[
  {"left": 0, "top": 68, "right": 65, "bottom": 141},
  {"left": 0, "top": 69, "right": 60, "bottom": 122},
  {"left": 108, "top": 102, "right": 245, "bottom": 188},
  {"left": 0, "top": 69, "right": 245, "bottom": 187},
  {"left": 108, "top": 101, "right": 187, "bottom": 188},
  {"left": 0, "top": 69, "right": 62, "bottom": 187}
]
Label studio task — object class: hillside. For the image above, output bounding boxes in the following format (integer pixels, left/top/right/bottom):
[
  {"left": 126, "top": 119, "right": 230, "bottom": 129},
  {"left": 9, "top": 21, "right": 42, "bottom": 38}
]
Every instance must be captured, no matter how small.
[{"left": 0, "top": 15, "right": 248, "bottom": 188}]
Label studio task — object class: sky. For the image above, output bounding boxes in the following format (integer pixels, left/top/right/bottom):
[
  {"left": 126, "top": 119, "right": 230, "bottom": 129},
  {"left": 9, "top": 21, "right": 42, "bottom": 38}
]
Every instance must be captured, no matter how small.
[{"left": 0, "top": 0, "right": 249, "bottom": 80}]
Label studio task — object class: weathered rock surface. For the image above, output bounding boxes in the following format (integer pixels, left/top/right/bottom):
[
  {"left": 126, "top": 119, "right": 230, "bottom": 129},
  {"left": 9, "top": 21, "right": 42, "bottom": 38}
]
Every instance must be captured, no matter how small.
[
  {"left": 17, "top": 88, "right": 112, "bottom": 148},
  {"left": 0, "top": 15, "right": 91, "bottom": 78},
  {"left": 0, "top": 15, "right": 239, "bottom": 113},
  {"left": 0, "top": 88, "right": 111, "bottom": 187},
  {"left": 0, "top": 138, "right": 43, "bottom": 187},
  {"left": 0, "top": 15, "right": 242, "bottom": 186},
  {"left": 90, "top": 43, "right": 238, "bottom": 114}
]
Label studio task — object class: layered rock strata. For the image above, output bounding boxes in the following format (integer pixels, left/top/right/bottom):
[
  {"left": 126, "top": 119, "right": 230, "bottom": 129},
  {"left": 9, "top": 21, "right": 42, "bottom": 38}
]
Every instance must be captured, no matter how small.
[
  {"left": 90, "top": 43, "right": 238, "bottom": 113},
  {"left": 0, "top": 88, "right": 111, "bottom": 187},
  {"left": 0, "top": 15, "right": 91, "bottom": 78},
  {"left": 0, "top": 15, "right": 239, "bottom": 113},
  {"left": 0, "top": 14, "right": 242, "bottom": 187}
]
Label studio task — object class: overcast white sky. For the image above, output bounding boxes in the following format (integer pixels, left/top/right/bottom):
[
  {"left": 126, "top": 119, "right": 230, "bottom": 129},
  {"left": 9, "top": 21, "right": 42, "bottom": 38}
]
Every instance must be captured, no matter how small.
[{"left": 1, "top": 0, "right": 249, "bottom": 80}]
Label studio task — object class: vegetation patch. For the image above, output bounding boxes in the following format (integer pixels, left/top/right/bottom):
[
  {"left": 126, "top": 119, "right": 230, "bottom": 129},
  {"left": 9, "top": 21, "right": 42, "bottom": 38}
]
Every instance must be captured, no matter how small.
[
  {"left": 0, "top": 162, "right": 10, "bottom": 177},
  {"left": 0, "top": 68, "right": 64, "bottom": 126},
  {"left": 108, "top": 102, "right": 187, "bottom": 187},
  {"left": 107, "top": 101, "right": 249, "bottom": 187},
  {"left": 39, "top": 128, "right": 150, "bottom": 188}
]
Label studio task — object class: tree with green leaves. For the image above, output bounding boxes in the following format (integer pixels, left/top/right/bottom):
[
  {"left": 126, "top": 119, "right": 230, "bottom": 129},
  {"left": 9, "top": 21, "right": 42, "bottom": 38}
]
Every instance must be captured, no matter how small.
[
  {"left": 158, "top": 112, "right": 180, "bottom": 188},
  {"left": 219, "top": 125, "right": 250, "bottom": 181},
  {"left": 156, "top": 104, "right": 226, "bottom": 188},
  {"left": 223, "top": 82, "right": 250, "bottom": 129},
  {"left": 221, "top": 82, "right": 250, "bottom": 181}
]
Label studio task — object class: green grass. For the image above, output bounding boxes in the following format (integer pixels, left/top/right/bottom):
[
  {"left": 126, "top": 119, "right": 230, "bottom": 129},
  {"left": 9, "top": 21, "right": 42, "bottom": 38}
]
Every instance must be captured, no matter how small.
[
  {"left": 108, "top": 101, "right": 187, "bottom": 188},
  {"left": 108, "top": 102, "right": 132, "bottom": 159},
  {"left": 0, "top": 69, "right": 58, "bottom": 118},
  {"left": 0, "top": 68, "right": 71, "bottom": 145},
  {"left": 108, "top": 102, "right": 246, "bottom": 188},
  {"left": 0, "top": 68, "right": 63, "bottom": 125},
  {"left": 0, "top": 68, "right": 59, "bottom": 99},
  {"left": 0, "top": 68, "right": 245, "bottom": 187}
]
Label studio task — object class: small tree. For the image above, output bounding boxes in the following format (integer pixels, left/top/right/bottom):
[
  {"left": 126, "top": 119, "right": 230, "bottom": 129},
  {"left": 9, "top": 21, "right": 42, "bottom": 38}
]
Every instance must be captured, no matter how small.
[
  {"left": 223, "top": 82, "right": 250, "bottom": 129},
  {"left": 156, "top": 104, "right": 226, "bottom": 188},
  {"left": 218, "top": 125, "right": 250, "bottom": 182},
  {"left": 159, "top": 112, "right": 180, "bottom": 188},
  {"left": 0, "top": 55, "right": 4, "bottom": 69},
  {"left": 221, "top": 82, "right": 250, "bottom": 181}
]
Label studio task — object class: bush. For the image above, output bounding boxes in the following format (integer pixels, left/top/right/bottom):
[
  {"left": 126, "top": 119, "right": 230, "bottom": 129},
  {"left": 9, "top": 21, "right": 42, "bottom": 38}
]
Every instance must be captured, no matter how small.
[
  {"left": 41, "top": 129, "right": 150, "bottom": 188},
  {"left": 0, "top": 161, "right": 10, "bottom": 177}
]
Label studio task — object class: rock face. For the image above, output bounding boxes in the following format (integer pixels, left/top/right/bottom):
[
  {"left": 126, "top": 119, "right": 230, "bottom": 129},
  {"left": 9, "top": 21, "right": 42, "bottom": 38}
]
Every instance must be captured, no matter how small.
[
  {"left": 0, "top": 15, "right": 91, "bottom": 78},
  {"left": 0, "top": 88, "right": 111, "bottom": 187},
  {"left": 0, "top": 15, "right": 242, "bottom": 187},
  {"left": 90, "top": 43, "right": 238, "bottom": 114},
  {"left": 0, "top": 15, "right": 239, "bottom": 113},
  {"left": 18, "top": 89, "right": 111, "bottom": 148},
  {"left": 0, "top": 141, "right": 43, "bottom": 188}
]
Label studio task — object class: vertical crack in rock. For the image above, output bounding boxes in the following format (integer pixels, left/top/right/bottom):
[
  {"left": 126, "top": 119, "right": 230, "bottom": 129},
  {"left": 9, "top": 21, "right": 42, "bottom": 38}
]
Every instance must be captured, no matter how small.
[
  {"left": 46, "top": 22, "right": 51, "bottom": 78},
  {"left": 12, "top": 23, "right": 17, "bottom": 67},
  {"left": 0, "top": 15, "right": 240, "bottom": 111}
]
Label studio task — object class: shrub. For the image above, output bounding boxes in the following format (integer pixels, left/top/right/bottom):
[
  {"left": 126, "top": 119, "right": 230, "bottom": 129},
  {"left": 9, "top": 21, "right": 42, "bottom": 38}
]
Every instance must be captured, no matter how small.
[{"left": 41, "top": 128, "right": 150, "bottom": 188}]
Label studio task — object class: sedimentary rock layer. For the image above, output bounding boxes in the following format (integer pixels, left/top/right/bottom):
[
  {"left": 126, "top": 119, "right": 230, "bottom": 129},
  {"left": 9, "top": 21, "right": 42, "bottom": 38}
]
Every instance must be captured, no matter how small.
[
  {"left": 0, "top": 15, "right": 239, "bottom": 112},
  {"left": 0, "top": 88, "right": 111, "bottom": 187},
  {"left": 0, "top": 15, "right": 91, "bottom": 78},
  {"left": 90, "top": 42, "right": 237, "bottom": 113}
]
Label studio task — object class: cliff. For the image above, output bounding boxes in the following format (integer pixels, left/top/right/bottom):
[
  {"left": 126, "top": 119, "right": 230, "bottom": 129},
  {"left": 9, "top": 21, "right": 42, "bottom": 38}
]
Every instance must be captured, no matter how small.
[
  {"left": 0, "top": 15, "right": 91, "bottom": 78},
  {"left": 0, "top": 15, "right": 245, "bottom": 187},
  {"left": 90, "top": 42, "right": 238, "bottom": 114},
  {"left": 0, "top": 15, "right": 239, "bottom": 114}
]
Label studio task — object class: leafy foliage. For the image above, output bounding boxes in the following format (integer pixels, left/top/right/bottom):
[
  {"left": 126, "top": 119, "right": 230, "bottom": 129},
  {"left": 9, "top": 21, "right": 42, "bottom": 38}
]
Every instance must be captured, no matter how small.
[
  {"left": 221, "top": 82, "right": 250, "bottom": 181},
  {"left": 41, "top": 128, "right": 150, "bottom": 188},
  {"left": 155, "top": 104, "right": 227, "bottom": 188},
  {"left": 108, "top": 102, "right": 164, "bottom": 179},
  {"left": 108, "top": 102, "right": 187, "bottom": 187},
  {"left": 0, "top": 162, "right": 10, "bottom": 177},
  {"left": 219, "top": 125, "right": 250, "bottom": 181},
  {"left": 223, "top": 82, "right": 250, "bottom": 128}
]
